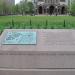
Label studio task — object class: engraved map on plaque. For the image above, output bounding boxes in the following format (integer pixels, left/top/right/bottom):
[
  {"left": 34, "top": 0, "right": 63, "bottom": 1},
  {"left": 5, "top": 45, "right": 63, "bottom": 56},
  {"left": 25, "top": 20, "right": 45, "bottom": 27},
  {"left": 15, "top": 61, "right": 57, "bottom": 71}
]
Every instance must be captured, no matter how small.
[{"left": 2, "top": 32, "right": 36, "bottom": 45}]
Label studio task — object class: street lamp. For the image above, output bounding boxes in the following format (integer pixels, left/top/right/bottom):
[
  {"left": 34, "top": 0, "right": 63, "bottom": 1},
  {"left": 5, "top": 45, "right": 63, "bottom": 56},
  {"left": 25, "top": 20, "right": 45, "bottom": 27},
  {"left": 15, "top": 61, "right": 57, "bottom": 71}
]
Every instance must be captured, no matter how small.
[
  {"left": 55, "top": 5, "right": 58, "bottom": 16},
  {"left": 46, "top": 6, "right": 49, "bottom": 15}
]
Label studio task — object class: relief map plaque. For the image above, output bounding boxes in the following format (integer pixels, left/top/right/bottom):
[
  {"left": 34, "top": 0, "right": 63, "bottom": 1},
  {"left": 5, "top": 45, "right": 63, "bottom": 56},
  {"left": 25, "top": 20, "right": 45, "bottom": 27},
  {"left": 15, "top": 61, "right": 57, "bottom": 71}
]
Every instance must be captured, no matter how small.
[{"left": 2, "top": 32, "right": 37, "bottom": 45}]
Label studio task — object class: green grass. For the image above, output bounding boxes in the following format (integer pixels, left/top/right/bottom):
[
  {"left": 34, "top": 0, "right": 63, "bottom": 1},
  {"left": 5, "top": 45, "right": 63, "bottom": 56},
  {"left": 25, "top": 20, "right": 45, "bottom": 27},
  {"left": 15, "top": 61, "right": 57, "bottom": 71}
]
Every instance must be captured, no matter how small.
[{"left": 0, "top": 16, "right": 75, "bottom": 34}]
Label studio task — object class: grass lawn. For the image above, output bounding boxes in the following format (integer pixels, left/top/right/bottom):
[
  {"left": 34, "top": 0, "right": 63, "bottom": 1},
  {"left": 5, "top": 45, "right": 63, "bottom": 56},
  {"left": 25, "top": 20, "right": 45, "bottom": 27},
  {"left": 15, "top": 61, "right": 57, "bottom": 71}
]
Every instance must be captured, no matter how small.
[{"left": 0, "top": 16, "right": 75, "bottom": 34}]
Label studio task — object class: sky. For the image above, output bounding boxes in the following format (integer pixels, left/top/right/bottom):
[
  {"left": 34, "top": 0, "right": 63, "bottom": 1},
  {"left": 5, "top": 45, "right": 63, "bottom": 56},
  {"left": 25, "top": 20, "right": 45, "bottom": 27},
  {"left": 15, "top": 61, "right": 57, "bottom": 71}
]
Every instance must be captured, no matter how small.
[
  {"left": 15, "top": 0, "right": 21, "bottom": 4},
  {"left": 15, "top": 0, "right": 32, "bottom": 4}
]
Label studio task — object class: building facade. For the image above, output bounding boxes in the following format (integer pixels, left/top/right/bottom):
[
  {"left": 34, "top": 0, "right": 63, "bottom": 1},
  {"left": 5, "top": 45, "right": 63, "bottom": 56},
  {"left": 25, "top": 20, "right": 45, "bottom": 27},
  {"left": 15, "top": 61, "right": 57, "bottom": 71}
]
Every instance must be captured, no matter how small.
[
  {"left": 8, "top": 0, "right": 15, "bottom": 5},
  {"left": 33, "top": 0, "right": 69, "bottom": 15},
  {"left": 9, "top": 0, "right": 15, "bottom": 5},
  {"left": 4, "top": 0, "right": 15, "bottom": 5}
]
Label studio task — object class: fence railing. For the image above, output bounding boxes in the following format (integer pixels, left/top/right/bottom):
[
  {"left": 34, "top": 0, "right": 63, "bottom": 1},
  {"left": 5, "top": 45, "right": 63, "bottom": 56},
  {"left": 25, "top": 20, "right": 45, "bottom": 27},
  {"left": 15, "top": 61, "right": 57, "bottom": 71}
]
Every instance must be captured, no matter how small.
[{"left": 0, "top": 19, "right": 75, "bottom": 35}]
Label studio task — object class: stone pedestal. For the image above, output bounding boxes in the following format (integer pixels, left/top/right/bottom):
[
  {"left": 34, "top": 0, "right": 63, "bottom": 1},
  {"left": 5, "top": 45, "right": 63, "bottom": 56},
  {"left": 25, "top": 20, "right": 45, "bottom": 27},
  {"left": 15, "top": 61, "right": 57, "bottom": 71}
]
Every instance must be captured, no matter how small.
[{"left": 0, "top": 29, "right": 75, "bottom": 75}]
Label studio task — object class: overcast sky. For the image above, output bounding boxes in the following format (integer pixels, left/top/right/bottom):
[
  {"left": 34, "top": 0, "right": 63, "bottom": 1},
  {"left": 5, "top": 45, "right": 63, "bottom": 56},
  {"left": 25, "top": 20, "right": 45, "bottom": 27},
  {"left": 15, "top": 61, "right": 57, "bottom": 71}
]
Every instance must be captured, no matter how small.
[
  {"left": 15, "top": 0, "right": 32, "bottom": 4},
  {"left": 15, "top": 0, "right": 21, "bottom": 4}
]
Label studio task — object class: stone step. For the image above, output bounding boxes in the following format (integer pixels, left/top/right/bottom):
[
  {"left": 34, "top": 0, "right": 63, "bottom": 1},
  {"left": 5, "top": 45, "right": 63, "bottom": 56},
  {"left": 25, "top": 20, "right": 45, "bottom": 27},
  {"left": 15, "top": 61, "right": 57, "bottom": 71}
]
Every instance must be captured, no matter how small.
[
  {"left": 1, "top": 30, "right": 75, "bottom": 70},
  {"left": 0, "top": 69, "right": 75, "bottom": 75},
  {"left": 0, "top": 54, "right": 75, "bottom": 69}
]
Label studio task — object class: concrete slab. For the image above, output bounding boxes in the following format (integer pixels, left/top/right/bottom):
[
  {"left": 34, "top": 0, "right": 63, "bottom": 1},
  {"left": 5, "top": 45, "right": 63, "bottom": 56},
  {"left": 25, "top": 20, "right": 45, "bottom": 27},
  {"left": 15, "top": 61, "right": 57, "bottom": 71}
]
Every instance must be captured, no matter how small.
[
  {"left": 1, "top": 29, "right": 75, "bottom": 53},
  {"left": 0, "top": 29, "right": 75, "bottom": 75}
]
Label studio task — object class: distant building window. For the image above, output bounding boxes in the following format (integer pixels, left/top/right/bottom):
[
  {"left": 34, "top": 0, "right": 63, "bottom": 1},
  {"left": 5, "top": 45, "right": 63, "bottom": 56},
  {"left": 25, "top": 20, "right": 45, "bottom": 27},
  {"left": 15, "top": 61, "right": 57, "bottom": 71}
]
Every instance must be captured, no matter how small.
[
  {"left": 60, "top": 0, "right": 65, "bottom": 2},
  {"left": 38, "top": 0, "right": 43, "bottom": 1},
  {"left": 56, "top": 0, "right": 58, "bottom": 3}
]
